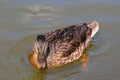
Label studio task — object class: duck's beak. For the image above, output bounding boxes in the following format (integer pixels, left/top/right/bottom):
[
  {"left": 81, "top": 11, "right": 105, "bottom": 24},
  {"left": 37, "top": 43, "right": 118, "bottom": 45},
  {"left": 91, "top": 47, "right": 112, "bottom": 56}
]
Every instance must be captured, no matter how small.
[
  {"left": 87, "top": 21, "right": 99, "bottom": 38},
  {"left": 38, "top": 57, "right": 47, "bottom": 69}
]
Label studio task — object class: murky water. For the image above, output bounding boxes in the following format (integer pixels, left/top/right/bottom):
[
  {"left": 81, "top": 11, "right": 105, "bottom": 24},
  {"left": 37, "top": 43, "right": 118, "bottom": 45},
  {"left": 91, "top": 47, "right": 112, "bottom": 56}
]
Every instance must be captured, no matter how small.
[{"left": 0, "top": 0, "right": 120, "bottom": 80}]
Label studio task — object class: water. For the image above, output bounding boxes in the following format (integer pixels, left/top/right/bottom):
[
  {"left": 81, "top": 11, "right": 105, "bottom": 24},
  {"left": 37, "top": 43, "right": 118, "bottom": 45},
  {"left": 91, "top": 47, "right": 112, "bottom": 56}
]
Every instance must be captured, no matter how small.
[{"left": 0, "top": 0, "right": 120, "bottom": 80}]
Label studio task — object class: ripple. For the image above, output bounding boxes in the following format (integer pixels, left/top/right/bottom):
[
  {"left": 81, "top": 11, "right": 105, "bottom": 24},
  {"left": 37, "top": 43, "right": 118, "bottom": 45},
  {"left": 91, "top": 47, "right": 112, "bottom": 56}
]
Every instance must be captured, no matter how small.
[
  {"left": 89, "top": 32, "right": 114, "bottom": 56},
  {"left": 0, "top": 55, "right": 33, "bottom": 80},
  {"left": 3, "top": 35, "right": 36, "bottom": 80}
]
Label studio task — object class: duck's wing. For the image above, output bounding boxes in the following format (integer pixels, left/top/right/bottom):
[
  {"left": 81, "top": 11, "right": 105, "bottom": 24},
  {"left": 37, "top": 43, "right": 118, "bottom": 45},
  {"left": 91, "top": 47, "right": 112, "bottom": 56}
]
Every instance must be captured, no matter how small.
[{"left": 45, "top": 23, "right": 91, "bottom": 57}]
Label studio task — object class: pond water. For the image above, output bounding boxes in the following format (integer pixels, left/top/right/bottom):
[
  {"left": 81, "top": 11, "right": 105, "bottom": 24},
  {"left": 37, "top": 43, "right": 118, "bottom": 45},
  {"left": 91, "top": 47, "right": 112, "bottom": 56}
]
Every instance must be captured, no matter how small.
[{"left": 0, "top": 0, "right": 120, "bottom": 80}]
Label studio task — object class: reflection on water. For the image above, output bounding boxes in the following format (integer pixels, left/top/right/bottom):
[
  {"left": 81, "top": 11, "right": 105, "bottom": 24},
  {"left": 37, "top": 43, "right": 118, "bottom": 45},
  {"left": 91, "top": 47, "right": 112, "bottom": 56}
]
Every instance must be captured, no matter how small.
[{"left": 0, "top": 0, "right": 120, "bottom": 80}]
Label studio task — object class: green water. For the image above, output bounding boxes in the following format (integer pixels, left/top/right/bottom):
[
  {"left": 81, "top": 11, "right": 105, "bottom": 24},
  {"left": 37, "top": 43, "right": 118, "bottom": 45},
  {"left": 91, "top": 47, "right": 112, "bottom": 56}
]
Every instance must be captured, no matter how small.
[{"left": 0, "top": 0, "right": 120, "bottom": 80}]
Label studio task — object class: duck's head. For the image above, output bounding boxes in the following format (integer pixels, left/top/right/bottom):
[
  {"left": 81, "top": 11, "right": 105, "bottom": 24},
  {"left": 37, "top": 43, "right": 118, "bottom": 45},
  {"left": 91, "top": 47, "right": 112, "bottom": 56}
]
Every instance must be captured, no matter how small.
[{"left": 29, "top": 35, "right": 49, "bottom": 69}]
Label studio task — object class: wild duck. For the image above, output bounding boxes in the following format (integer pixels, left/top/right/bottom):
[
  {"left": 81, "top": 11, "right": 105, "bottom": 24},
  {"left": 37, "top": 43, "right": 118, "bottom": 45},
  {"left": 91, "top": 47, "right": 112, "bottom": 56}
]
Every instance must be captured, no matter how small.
[{"left": 29, "top": 21, "right": 99, "bottom": 69}]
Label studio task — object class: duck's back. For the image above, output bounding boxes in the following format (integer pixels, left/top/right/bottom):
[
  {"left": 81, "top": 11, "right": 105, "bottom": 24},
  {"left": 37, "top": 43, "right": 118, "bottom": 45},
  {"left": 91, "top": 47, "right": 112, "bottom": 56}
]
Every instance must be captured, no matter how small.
[{"left": 45, "top": 23, "right": 92, "bottom": 67}]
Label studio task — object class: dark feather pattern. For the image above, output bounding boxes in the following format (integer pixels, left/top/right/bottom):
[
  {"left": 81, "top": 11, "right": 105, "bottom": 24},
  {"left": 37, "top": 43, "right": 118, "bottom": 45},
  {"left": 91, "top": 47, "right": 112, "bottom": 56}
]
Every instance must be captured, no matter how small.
[
  {"left": 29, "top": 21, "right": 99, "bottom": 69},
  {"left": 44, "top": 23, "right": 90, "bottom": 58}
]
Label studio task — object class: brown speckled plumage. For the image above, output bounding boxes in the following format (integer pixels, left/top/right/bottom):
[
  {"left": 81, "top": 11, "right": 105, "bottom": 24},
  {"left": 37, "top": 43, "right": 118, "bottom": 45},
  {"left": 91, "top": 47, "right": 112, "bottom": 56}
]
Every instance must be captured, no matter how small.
[{"left": 29, "top": 21, "right": 99, "bottom": 69}]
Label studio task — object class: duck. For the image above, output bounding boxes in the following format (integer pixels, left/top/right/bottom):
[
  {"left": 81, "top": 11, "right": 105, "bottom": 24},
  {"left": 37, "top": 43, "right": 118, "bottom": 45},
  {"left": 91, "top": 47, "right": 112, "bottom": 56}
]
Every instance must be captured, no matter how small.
[{"left": 28, "top": 21, "right": 99, "bottom": 69}]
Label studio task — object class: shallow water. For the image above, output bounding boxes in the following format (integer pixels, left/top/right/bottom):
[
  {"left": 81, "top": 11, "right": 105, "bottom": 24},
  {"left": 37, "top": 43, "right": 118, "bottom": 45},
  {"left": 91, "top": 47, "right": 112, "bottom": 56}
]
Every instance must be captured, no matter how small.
[{"left": 0, "top": 0, "right": 120, "bottom": 80}]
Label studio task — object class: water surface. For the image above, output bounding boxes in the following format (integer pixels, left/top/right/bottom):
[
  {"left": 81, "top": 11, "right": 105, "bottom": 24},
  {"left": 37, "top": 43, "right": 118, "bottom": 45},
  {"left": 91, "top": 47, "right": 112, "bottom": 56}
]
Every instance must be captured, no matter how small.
[{"left": 0, "top": 0, "right": 120, "bottom": 80}]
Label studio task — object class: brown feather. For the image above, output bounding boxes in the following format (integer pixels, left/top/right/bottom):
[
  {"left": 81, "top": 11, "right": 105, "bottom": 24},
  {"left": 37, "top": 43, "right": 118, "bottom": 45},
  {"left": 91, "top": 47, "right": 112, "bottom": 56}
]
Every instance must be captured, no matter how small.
[{"left": 29, "top": 21, "right": 99, "bottom": 69}]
